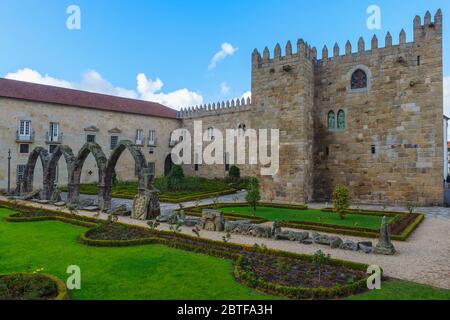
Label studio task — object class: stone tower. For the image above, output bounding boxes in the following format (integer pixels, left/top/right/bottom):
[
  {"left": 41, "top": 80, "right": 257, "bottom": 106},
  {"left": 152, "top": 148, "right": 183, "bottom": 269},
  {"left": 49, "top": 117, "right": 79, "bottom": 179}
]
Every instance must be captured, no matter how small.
[{"left": 250, "top": 40, "right": 316, "bottom": 203}]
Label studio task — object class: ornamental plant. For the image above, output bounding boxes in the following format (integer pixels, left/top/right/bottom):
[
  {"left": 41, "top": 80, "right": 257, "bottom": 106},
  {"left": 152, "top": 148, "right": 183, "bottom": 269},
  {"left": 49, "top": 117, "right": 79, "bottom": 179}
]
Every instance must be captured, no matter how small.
[
  {"left": 228, "top": 165, "right": 240, "bottom": 180},
  {"left": 332, "top": 184, "right": 350, "bottom": 220},
  {"left": 167, "top": 165, "right": 185, "bottom": 191},
  {"left": 245, "top": 177, "right": 261, "bottom": 215},
  {"left": 311, "top": 250, "right": 331, "bottom": 284}
]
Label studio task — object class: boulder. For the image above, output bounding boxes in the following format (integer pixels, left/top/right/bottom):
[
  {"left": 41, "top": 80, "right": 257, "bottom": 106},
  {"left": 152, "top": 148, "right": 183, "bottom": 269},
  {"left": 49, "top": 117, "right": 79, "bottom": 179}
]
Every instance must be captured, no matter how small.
[
  {"left": 300, "top": 238, "right": 314, "bottom": 245},
  {"left": 358, "top": 242, "right": 374, "bottom": 254},
  {"left": 340, "top": 240, "right": 358, "bottom": 251},
  {"left": 330, "top": 236, "right": 343, "bottom": 249},
  {"left": 312, "top": 232, "right": 331, "bottom": 246},
  {"left": 23, "top": 189, "right": 41, "bottom": 201},
  {"left": 108, "top": 204, "right": 131, "bottom": 217}
]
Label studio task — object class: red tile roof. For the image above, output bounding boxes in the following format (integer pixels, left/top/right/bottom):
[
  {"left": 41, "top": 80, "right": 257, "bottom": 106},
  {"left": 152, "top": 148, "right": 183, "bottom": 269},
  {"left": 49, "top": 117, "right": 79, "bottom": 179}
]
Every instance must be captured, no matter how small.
[{"left": 0, "top": 78, "right": 178, "bottom": 119}]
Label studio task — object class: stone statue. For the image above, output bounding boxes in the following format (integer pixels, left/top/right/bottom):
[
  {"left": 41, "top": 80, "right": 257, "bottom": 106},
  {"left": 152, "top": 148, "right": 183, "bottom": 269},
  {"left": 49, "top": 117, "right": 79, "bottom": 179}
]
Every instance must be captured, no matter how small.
[
  {"left": 131, "top": 169, "right": 160, "bottom": 220},
  {"left": 374, "top": 216, "right": 396, "bottom": 255}
]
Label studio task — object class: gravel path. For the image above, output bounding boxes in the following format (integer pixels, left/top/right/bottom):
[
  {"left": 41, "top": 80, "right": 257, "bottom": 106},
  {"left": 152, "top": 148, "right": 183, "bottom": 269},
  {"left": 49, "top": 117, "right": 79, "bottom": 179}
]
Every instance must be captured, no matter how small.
[
  {"left": 3, "top": 196, "right": 450, "bottom": 290},
  {"left": 61, "top": 190, "right": 247, "bottom": 215}
]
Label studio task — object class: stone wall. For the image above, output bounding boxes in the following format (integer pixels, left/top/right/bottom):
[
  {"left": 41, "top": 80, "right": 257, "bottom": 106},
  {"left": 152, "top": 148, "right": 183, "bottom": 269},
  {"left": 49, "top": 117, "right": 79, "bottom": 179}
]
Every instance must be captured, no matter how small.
[
  {"left": 313, "top": 11, "right": 443, "bottom": 205},
  {"left": 177, "top": 10, "right": 444, "bottom": 206},
  {"left": 0, "top": 98, "right": 180, "bottom": 190}
]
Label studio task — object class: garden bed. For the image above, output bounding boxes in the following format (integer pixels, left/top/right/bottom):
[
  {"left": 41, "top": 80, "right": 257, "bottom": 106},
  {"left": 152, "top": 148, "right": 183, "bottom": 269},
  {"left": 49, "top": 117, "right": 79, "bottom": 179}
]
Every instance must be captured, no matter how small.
[
  {"left": 3, "top": 204, "right": 370, "bottom": 300},
  {"left": 185, "top": 203, "right": 424, "bottom": 241},
  {"left": 0, "top": 273, "right": 68, "bottom": 300}
]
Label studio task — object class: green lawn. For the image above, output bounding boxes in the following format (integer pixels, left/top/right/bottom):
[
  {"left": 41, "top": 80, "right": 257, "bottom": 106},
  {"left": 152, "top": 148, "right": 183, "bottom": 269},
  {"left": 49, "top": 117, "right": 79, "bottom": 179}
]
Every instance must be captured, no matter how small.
[
  {"left": 221, "top": 206, "right": 388, "bottom": 230},
  {"left": 0, "top": 208, "right": 272, "bottom": 300},
  {"left": 347, "top": 280, "right": 450, "bottom": 300},
  {"left": 1, "top": 207, "right": 448, "bottom": 300}
]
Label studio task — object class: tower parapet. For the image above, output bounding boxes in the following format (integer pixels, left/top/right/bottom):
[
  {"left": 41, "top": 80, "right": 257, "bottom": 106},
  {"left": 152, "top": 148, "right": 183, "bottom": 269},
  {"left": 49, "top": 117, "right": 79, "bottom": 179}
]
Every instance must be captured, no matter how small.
[
  {"left": 312, "top": 10, "right": 442, "bottom": 66},
  {"left": 252, "top": 38, "right": 317, "bottom": 70}
]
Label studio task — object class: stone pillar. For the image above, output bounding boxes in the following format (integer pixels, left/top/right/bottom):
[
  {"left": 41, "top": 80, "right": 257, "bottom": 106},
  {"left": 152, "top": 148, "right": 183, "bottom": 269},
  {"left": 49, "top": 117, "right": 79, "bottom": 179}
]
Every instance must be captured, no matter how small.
[
  {"left": 98, "top": 183, "right": 112, "bottom": 212},
  {"left": 68, "top": 182, "right": 79, "bottom": 205}
]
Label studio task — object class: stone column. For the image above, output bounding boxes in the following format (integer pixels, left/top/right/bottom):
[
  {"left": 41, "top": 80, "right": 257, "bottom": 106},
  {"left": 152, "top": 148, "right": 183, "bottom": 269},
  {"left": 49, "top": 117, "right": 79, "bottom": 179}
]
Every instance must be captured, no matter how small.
[{"left": 68, "top": 182, "right": 80, "bottom": 205}]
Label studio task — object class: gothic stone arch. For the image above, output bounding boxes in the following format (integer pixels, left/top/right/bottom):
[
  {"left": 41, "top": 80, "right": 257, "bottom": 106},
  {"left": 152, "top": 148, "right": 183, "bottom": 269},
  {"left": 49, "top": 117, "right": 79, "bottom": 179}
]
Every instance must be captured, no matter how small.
[
  {"left": 69, "top": 142, "right": 107, "bottom": 207},
  {"left": 103, "top": 140, "right": 148, "bottom": 211},
  {"left": 44, "top": 145, "right": 76, "bottom": 201},
  {"left": 23, "top": 147, "right": 51, "bottom": 198}
]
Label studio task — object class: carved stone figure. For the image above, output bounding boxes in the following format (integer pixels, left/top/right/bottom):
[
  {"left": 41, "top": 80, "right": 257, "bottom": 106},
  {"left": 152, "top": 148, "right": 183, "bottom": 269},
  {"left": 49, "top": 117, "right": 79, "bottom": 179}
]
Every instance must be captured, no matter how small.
[
  {"left": 374, "top": 216, "right": 396, "bottom": 255},
  {"left": 198, "top": 209, "right": 224, "bottom": 232}
]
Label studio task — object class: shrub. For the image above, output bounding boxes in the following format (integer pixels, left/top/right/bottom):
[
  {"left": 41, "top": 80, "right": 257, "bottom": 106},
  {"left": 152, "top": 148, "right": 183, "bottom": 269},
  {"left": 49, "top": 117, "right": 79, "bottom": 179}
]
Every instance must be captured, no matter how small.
[
  {"left": 228, "top": 165, "right": 241, "bottom": 179},
  {"left": 167, "top": 165, "right": 185, "bottom": 191},
  {"left": 332, "top": 184, "right": 350, "bottom": 220},
  {"left": 245, "top": 177, "right": 261, "bottom": 214}
]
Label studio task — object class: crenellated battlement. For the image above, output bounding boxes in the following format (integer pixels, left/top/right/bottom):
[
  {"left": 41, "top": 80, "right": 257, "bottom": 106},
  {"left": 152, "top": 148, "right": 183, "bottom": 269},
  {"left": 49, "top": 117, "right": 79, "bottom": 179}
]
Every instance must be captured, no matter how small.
[
  {"left": 317, "top": 10, "right": 442, "bottom": 64},
  {"left": 177, "top": 97, "right": 252, "bottom": 119},
  {"left": 252, "top": 38, "right": 317, "bottom": 68},
  {"left": 252, "top": 10, "right": 442, "bottom": 68}
]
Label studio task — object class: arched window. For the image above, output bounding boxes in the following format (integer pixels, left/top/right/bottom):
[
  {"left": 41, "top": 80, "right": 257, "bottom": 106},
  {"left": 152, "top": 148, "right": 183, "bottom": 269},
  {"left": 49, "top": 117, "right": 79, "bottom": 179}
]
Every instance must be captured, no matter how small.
[
  {"left": 351, "top": 69, "right": 367, "bottom": 89},
  {"left": 337, "top": 110, "right": 345, "bottom": 129},
  {"left": 327, "top": 111, "right": 335, "bottom": 129}
]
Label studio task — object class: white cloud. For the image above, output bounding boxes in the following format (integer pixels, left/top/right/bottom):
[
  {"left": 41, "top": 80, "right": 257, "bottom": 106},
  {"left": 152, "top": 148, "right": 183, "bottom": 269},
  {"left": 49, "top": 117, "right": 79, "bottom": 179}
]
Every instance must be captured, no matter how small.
[
  {"left": 5, "top": 68, "right": 74, "bottom": 89},
  {"left": 241, "top": 90, "right": 251, "bottom": 101},
  {"left": 136, "top": 73, "right": 203, "bottom": 109},
  {"left": 208, "top": 43, "right": 238, "bottom": 70},
  {"left": 220, "top": 82, "right": 230, "bottom": 95},
  {"left": 4, "top": 68, "right": 203, "bottom": 110}
]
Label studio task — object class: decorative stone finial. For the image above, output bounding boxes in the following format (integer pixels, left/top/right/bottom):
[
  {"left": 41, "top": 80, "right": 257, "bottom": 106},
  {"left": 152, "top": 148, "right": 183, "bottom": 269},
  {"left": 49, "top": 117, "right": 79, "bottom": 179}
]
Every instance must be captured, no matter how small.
[
  {"left": 399, "top": 29, "right": 406, "bottom": 45},
  {"left": 263, "top": 47, "right": 270, "bottom": 60},
  {"left": 345, "top": 40, "right": 352, "bottom": 55},
  {"left": 285, "top": 41, "right": 292, "bottom": 56},
  {"left": 274, "top": 43, "right": 281, "bottom": 58},
  {"left": 333, "top": 42, "right": 339, "bottom": 57},
  {"left": 322, "top": 45, "right": 328, "bottom": 60},
  {"left": 358, "top": 37, "right": 365, "bottom": 52},
  {"left": 385, "top": 32, "right": 392, "bottom": 47},
  {"left": 424, "top": 11, "right": 432, "bottom": 25},
  {"left": 371, "top": 35, "right": 378, "bottom": 50}
]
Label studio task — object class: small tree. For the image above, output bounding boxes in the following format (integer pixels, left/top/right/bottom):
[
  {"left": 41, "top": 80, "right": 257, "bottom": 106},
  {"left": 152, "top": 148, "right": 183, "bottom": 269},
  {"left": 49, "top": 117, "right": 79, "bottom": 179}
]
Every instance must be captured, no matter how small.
[
  {"left": 228, "top": 165, "right": 240, "bottom": 180},
  {"left": 311, "top": 250, "right": 331, "bottom": 284},
  {"left": 332, "top": 184, "right": 350, "bottom": 220},
  {"left": 245, "top": 177, "right": 261, "bottom": 215},
  {"left": 167, "top": 165, "right": 185, "bottom": 191}
]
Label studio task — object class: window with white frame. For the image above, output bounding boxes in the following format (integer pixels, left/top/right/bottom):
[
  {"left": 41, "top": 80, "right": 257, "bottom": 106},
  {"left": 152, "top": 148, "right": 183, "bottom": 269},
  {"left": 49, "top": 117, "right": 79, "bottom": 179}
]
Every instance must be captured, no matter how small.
[
  {"left": 49, "top": 122, "right": 59, "bottom": 142},
  {"left": 136, "top": 129, "right": 144, "bottom": 145},
  {"left": 148, "top": 130, "right": 156, "bottom": 145},
  {"left": 19, "top": 120, "right": 31, "bottom": 139}
]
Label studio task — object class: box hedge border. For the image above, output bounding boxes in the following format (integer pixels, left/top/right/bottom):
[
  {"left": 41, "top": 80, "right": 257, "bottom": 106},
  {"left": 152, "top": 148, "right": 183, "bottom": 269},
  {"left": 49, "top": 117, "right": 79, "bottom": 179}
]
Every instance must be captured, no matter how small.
[
  {"left": 0, "top": 272, "right": 69, "bottom": 300},
  {"left": 2, "top": 203, "right": 371, "bottom": 300}
]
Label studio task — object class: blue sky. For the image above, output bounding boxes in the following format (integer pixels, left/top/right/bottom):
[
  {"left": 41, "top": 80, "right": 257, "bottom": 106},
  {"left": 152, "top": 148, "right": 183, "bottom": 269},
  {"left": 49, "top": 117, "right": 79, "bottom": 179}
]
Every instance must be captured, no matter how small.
[{"left": 0, "top": 0, "right": 448, "bottom": 111}]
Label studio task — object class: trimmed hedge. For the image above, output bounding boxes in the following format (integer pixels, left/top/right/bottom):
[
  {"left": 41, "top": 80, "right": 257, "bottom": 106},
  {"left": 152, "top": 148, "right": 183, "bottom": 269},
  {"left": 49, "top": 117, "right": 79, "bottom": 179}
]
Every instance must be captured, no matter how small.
[
  {"left": 3, "top": 203, "right": 371, "bottom": 300},
  {"left": 0, "top": 273, "right": 69, "bottom": 300}
]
